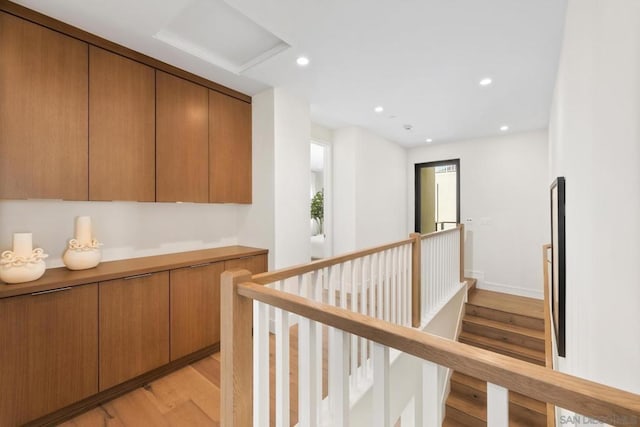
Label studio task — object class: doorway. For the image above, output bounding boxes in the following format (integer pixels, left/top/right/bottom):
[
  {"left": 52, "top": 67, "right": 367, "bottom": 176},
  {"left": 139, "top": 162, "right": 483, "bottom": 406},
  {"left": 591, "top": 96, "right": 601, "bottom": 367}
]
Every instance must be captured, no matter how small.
[
  {"left": 310, "top": 141, "right": 331, "bottom": 260},
  {"left": 414, "top": 159, "right": 460, "bottom": 233}
]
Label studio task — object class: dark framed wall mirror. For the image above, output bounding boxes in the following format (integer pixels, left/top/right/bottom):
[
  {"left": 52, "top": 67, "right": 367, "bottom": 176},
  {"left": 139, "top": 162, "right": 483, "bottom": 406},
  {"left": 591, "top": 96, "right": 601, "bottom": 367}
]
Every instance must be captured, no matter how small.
[{"left": 414, "top": 159, "right": 460, "bottom": 233}]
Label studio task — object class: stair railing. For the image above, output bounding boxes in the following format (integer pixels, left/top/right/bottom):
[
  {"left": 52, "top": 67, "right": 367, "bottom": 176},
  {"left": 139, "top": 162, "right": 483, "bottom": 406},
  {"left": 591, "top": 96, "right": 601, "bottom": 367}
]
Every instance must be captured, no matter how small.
[
  {"left": 222, "top": 268, "right": 640, "bottom": 426},
  {"left": 244, "top": 237, "right": 415, "bottom": 426},
  {"left": 413, "top": 224, "right": 466, "bottom": 326},
  {"left": 220, "top": 226, "right": 465, "bottom": 426}
]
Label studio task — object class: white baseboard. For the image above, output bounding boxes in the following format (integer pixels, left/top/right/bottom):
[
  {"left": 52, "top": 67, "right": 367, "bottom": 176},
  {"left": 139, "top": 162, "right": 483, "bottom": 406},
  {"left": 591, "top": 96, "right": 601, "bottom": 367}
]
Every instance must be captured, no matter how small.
[{"left": 478, "top": 281, "right": 543, "bottom": 300}]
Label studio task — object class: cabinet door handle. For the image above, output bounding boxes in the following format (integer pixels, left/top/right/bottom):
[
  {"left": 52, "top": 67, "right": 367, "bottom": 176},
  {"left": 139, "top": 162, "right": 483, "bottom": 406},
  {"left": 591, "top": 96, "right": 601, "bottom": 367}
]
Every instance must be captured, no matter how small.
[
  {"left": 124, "top": 273, "right": 152, "bottom": 280},
  {"left": 31, "top": 287, "right": 72, "bottom": 296},
  {"left": 189, "top": 262, "right": 211, "bottom": 269}
]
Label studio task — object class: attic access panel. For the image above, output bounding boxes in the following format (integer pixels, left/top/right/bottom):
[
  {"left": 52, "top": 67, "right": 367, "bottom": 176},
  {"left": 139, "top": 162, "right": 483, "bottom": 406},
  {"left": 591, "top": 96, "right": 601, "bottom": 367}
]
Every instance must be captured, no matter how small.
[{"left": 154, "top": 0, "right": 289, "bottom": 74}]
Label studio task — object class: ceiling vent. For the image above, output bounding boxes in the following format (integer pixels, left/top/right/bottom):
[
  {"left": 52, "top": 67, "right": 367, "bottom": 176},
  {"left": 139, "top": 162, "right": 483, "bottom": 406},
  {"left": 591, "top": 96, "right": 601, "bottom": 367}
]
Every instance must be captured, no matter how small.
[{"left": 154, "top": 0, "right": 289, "bottom": 74}]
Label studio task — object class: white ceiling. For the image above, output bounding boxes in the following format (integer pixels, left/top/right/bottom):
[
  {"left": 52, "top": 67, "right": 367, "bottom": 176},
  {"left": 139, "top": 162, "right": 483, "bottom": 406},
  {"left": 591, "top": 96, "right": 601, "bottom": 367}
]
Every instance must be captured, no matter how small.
[{"left": 14, "top": 0, "right": 567, "bottom": 147}]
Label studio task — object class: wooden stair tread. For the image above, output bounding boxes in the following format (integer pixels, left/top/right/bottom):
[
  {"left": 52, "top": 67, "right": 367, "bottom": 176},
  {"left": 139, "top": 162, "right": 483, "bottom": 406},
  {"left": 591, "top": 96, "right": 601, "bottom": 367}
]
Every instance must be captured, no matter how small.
[
  {"left": 465, "top": 305, "right": 544, "bottom": 331},
  {"left": 451, "top": 372, "right": 546, "bottom": 416},
  {"left": 442, "top": 416, "right": 469, "bottom": 427},
  {"left": 463, "top": 315, "right": 544, "bottom": 340},
  {"left": 452, "top": 371, "right": 485, "bottom": 391},
  {"left": 459, "top": 332, "right": 545, "bottom": 364},
  {"left": 447, "top": 391, "right": 486, "bottom": 421},
  {"left": 467, "top": 289, "right": 544, "bottom": 319},
  {"left": 510, "top": 391, "right": 547, "bottom": 416}
]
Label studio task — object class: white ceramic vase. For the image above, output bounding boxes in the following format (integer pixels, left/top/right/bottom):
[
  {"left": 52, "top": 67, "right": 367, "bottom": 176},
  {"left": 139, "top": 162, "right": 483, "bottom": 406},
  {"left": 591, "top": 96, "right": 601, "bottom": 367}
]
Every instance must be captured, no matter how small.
[
  {"left": 0, "top": 233, "right": 48, "bottom": 284},
  {"left": 63, "top": 247, "right": 101, "bottom": 270},
  {"left": 63, "top": 216, "right": 102, "bottom": 271}
]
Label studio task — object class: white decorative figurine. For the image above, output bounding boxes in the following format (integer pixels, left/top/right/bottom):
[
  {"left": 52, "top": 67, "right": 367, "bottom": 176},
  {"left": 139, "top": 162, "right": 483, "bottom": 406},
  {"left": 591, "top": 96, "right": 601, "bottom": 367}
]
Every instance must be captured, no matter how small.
[
  {"left": 0, "top": 233, "right": 48, "bottom": 284},
  {"left": 63, "top": 216, "right": 102, "bottom": 270}
]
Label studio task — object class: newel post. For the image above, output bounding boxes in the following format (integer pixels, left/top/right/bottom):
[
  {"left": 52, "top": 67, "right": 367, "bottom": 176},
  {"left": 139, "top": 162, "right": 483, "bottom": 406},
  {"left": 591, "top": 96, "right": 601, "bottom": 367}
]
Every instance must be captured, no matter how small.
[
  {"left": 410, "top": 232, "right": 422, "bottom": 327},
  {"left": 221, "top": 269, "right": 253, "bottom": 427},
  {"left": 459, "top": 223, "right": 465, "bottom": 283}
]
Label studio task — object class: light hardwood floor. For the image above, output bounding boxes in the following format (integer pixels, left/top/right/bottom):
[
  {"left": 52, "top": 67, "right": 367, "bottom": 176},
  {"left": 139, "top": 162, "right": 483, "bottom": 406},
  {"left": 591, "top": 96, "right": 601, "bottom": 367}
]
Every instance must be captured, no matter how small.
[
  {"left": 60, "top": 353, "right": 223, "bottom": 426},
  {"left": 62, "top": 325, "right": 328, "bottom": 427}
]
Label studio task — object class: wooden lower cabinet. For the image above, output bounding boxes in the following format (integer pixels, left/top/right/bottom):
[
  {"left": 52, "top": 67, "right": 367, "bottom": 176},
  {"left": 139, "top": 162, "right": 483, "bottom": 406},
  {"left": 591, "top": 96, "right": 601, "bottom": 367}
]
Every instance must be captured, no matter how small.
[
  {"left": 99, "top": 272, "right": 170, "bottom": 390},
  {"left": 170, "top": 261, "right": 225, "bottom": 360},
  {"left": 0, "top": 284, "right": 98, "bottom": 426},
  {"left": 224, "top": 254, "right": 268, "bottom": 275}
]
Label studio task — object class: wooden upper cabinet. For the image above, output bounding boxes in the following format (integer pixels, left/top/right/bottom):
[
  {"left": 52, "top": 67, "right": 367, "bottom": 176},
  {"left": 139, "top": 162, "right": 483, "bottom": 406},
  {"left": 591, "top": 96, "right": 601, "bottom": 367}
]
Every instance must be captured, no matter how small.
[
  {"left": 89, "top": 47, "right": 155, "bottom": 201},
  {"left": 209, "top": 90, "right": 252, "bottom": 203},
  {"left": 156, "top": 71, "right": 209, "bottom": 203},
  {"left": 0, "top": 284, "right": 98, "bottom": 426},
  {"left": 0, "top": 12, "right": 88, "bottom": 200}
]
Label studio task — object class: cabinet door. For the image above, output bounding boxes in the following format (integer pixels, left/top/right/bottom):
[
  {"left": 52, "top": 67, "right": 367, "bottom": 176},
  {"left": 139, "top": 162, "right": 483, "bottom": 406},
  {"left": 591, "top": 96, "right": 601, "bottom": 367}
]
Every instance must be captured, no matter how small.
[
  {"left": 99, "top": 272, "right": 169, "bottom": 390},
  {"left": 170, "top": 261, "right": 225, "bottom": 360},
  {"left": 156, "top": 71, "right": 209, "bottom": 203},
  {"left": 209, "top": 90, "right": 252, "bottom": 203},
  {"left": 0, "top": 285, "right": 98, "bottom": 426},
  {"left": 89, "top": 47, "right": 155, "bottom": 201},
  {"left": 0, "top": 12, "right": 88, "bottom": 200},
  {"left": 225, "top": 254, "right": 268, "bottom": 275}
]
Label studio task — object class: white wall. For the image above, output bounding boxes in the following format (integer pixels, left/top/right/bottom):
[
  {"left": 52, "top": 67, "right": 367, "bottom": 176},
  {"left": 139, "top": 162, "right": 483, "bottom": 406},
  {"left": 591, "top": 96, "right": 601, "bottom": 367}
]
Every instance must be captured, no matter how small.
[
  {"left": 238, "top": 88, "right": 310, "bottom": 270},
  {"left": 408, "top": 130, "right": 549, "bottom": 298},
  {"left": 273, "top": 88, "right": 311, "bottom": 268},
  {"left": 237, "top": 90, "right": 276, "bottom": 269},
  {"left": 549, "top": 0, "right": 640, "bottom": 397},
  {"left": 333, "top": 127, "right": 359, "bottom": 254},
  {"left": 333, "top": 126, "right": 408, "bottom": 254},
  {"left": 0, "top": 200, "right": 239, "bottom": 268}
]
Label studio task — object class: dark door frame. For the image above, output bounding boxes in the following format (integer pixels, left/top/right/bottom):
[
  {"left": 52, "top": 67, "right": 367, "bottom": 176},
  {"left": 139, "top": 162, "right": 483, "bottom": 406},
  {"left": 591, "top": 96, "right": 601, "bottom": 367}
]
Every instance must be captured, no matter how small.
[{"left": 414, "top": 159, "right": 461, "bottom": 233}]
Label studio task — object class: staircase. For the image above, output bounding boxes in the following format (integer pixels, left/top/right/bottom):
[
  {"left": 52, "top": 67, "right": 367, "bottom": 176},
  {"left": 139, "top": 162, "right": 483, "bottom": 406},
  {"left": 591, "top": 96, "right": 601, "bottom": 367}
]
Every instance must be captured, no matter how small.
[{"left": 443, "top": 288, "right": 547, "bottom": 426}]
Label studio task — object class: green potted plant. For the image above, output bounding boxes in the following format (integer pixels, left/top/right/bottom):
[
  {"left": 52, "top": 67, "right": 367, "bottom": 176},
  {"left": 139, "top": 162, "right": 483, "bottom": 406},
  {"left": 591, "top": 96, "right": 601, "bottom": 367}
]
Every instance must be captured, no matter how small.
[{"left": 311, "top": 189, "right": 324, "bottom": 235}]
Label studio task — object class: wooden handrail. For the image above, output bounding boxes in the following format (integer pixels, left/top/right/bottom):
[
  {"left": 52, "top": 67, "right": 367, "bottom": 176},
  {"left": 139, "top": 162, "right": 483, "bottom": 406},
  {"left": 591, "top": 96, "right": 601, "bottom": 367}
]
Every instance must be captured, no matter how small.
[
  {"left": 419, "top": 224, "right": 462, "bottom": 240},
  {"left": 237, "top": 281, "right": 640, "bottom": 425},
  {"left": 251, "top": 238, "right": 414, "bottom": 285}
]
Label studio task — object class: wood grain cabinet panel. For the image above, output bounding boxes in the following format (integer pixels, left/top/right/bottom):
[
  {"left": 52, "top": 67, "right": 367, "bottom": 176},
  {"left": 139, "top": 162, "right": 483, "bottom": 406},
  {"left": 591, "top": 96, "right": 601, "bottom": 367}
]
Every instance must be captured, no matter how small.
[
  {"left": 224, "top": 254, "right": 268, "bottom": 275},
  {"left": 209, "top": 90, "right": 252, "bottom": 203},
  {"left": 0, "top": 12, "right": 88, "bottom": 200},
  {"left": 0, "top": 284, "right": 98, "bottom": 426},
  {"left": 170, "top": 261, "right": 225, "bottom": 360},
  {"left": 156, "top": 71, "right": 209, "bottom": 203},
  {"left": 99, "top": 272, "right": 170, "bottom": 390},
  {"left": 89, "top": 47, "right": 155, "bottom": 201}
]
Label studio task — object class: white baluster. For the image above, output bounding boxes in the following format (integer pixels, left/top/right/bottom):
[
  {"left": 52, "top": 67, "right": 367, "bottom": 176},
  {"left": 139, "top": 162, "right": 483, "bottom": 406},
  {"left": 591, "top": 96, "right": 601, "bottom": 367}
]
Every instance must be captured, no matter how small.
[
  {"left": 487, "top": 382, "right": 509, "bottom": 427},
  {"left": 350, "top": 259, "right": 358, "bottom": 389},
  {"left": 253, "top": 300, "right": 270, "bottom": 427},
  {"left": 421, "top": 360, "right": 440, "bottom": 427},
  {"left": 360, "top": 256, "right": 369, "bottom": 382},
  {"left": 315, "top": 270, "right": 324, "bottom": 413},
  {"left": 274, "top": 280, "right": 290, "bottom": 427},
  {"left": 329, "top": 328, "right": 350, "bottom": 426},
  {"left": 391, "top": 247, "right": 397, "bottom": 324},
  {"left": 330, "top": 264, "right": 339, "bottom": 306},
  {"left": 377, "top": 252, "right": 384, "bottom": 320},
  {"left": 372, "top": 343, "right": 390, "bottom": 427},
  {"left": 384, "top": 250, "right": 391, "bottom": 322},
  {"left": 299, "top": 274, "right": 319, "bottom": 427}
]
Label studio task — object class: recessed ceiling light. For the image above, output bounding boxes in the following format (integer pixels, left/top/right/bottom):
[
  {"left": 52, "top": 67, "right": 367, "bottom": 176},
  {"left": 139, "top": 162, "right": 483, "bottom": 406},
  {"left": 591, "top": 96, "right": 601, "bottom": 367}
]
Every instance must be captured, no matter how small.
[
  {"left": 479, "top": 78, "right": 493, "bottom": 86},
  {"left": 500, "top": 125, "right": 509, "bottom": 132},
  {"left": 296, "top": 56, "right": 310, "bottom": 66},
  {"left": 426, "top": 138, "right": 433, "bottom": 143},
  {"left": 374, "top": 106, "right": 384, "bottom": 113}
]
